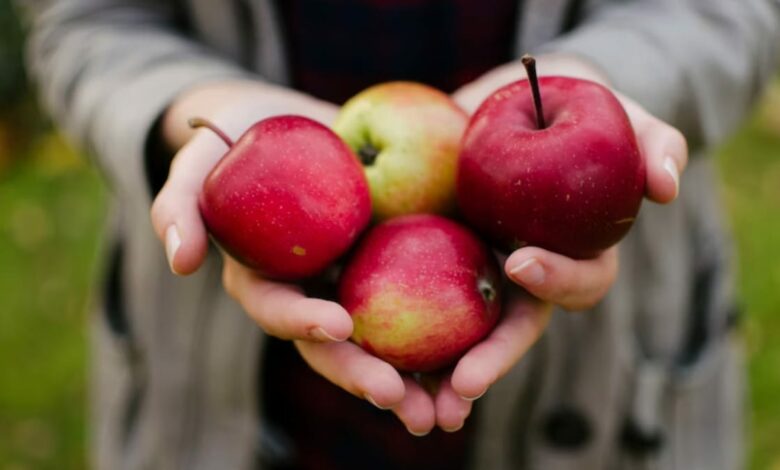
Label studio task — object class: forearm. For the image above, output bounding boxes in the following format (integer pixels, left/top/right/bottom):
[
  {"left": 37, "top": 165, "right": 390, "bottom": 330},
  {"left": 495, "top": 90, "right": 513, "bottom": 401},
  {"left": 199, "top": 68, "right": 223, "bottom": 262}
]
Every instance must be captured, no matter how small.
[
  {"left": 20, "top": 0, "right": 252, "bottom": 195},
  {"left": 161, "top": 80, "right": 337, "bottom": 152},
  {"left": 452, "top": 53, "right": 612, "bottom": 114}
]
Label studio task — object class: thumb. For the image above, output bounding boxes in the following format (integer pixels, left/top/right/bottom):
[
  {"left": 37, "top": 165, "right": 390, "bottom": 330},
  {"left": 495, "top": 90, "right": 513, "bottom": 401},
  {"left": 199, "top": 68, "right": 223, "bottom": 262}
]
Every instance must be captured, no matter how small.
[
  {"left": 150, "top": 130, "right": 230, "bottom": 274},
  {"left": 616, "top": 93, "right": 688, "bottom": 204}
]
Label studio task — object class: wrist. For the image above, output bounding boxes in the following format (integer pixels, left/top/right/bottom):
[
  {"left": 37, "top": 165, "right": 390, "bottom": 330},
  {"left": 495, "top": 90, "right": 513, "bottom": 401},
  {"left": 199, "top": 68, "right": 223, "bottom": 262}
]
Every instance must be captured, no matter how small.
[
  {"left": 161, "top": 80, "right": 270, "bottom": 151},
  {"left": 453, "top": 53, "right": 612, "bottom": 114},
  {"left": 161, "top": 80, "right": 337, "bottom": 152},
  {"left": 533, "top": 52, "right": 612, "bottom": 87},
  {"left": 483, "top": 53, "right": 612, "bottom": 93}
]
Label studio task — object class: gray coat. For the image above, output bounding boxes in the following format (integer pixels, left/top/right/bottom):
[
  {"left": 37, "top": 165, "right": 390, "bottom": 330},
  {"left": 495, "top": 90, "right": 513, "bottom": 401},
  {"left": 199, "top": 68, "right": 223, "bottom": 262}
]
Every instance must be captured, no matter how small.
[{"left": 21, "top": 0, "right": 780, "bottom": 468}]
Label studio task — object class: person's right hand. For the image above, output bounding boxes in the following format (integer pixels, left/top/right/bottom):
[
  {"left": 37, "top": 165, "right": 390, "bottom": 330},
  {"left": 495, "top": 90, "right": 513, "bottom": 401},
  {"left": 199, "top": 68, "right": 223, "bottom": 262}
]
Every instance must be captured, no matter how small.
[
  {"left": 150, "top": 80, "right": 357, "bottom": 341},
  {"left": 149, "top": 80, "right": 416, "bottom": 430}
]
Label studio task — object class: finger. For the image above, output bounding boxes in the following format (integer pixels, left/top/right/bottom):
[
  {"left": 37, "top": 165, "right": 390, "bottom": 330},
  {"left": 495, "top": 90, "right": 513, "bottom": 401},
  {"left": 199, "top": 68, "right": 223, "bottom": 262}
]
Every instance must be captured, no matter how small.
[
  {"left": 504, "top": 246, "right": 618, "bottom": 311},
  {"left": 451, "top": 295, "right": 551, "bottom": 400},
  {"left": 452, "top": 84, "right": 489, "bottom": 115},
  {"left": 451, "top": 62, "right": 527, "bottom": 114},
  {"left": 150, "top": 131, "right": 231, "bottom": 275},
  {"left": 618, "top": 95, "right": 688, "bottom": 204},
  {"left": 295, "top": 339, "right": 406, "bottom": 409},
  {"left": 434, "top": 375, "right": 473, "bottom": 433},
  {"left": 223, "top": 256, "right": 352, "bottom": 341},
  {"left": 391, "top": 377, "right": 437, "bottom": 437}
]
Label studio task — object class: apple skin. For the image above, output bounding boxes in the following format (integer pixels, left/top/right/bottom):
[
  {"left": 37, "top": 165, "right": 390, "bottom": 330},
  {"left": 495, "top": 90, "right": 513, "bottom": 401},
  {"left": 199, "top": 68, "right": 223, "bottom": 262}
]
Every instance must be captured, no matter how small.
[
  {"left": 199, "top": 115, "right": 371, "bottom": 281},
  {"left": 333, "top": 82, "right": 468, "bottom": 221},
  {"left": 338, "top": 214, "right": 502, "bottom": 373},
  {"left": 457, "top": 77, "right": 645, "bottom": 259}
]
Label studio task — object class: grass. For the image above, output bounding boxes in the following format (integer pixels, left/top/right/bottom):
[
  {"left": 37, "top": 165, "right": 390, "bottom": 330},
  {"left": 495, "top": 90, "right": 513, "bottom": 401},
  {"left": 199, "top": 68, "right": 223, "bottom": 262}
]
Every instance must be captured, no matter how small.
[
  {"left": 0, "top": 84, "right": 777, "bottom": 468},
  {"left": 0, "top": 132, "right": 106, "bottom": 469},
  {"left": 716, "top": 85, "right": 780, "bottom": 470}
]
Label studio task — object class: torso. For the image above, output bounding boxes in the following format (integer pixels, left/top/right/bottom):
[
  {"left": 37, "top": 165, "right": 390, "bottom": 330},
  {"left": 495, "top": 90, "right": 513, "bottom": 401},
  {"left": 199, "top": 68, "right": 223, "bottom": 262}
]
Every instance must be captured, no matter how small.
[
  {"left": 265, "top": 1, "right": 520, "bottom": 467},
  {"left": 275, "top": 0, "right": 520, "bottom": 103}
]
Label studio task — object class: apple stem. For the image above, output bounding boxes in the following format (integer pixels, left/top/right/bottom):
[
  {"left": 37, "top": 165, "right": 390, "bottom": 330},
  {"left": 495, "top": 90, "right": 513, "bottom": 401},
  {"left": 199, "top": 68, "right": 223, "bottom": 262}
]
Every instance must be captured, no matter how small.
[
  {"left": 188, "top": 117, "right": 234, "bottom": 147},
  {"left": 521, "top": 54, "right": 546, "bottom": 129}
]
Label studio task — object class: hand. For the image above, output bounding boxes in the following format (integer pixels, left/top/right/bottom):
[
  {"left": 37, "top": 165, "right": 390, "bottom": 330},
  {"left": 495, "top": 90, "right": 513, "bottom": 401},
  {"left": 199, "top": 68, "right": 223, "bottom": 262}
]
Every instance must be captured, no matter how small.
[
  {"left": 150, "top": 81, "right": 354, "bottom": 342},
  {"left": 295, "top": 288, "right": 551, "bottom": 435},
  {"left": 453, "top": 53, "right": 687, "bottom": 311},
  {"left": 148, "top": 80, "right": 469, "bottom": 433},
  {"left": 383, "top": 54, "right": 688, "bottom": 434}
]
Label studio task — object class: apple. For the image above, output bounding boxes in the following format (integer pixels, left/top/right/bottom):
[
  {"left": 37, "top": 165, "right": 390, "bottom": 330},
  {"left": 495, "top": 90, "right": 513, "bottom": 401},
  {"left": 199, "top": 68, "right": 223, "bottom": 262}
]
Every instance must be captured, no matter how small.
[
  {"left": 194, "top": 115, "right": 371, "bottom": 280},
  {"left": 333, "top": 82, "right": 468, "bottom": 221},
  {"left": 457, "top": 55, "right": 645, "bottom": 259},
  {"left": 339, "top": 214, "right": 502, "bottom": 373}
]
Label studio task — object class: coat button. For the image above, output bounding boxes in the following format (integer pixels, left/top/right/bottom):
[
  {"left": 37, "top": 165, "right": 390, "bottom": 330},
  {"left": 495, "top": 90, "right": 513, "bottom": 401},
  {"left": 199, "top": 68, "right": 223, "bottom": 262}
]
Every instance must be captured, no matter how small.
[
  {"left": 542, "top": 406, "right": 592, "bottom": 450},
  {"left": 620, "top": 419, "right": 664, "bottom": 456}
]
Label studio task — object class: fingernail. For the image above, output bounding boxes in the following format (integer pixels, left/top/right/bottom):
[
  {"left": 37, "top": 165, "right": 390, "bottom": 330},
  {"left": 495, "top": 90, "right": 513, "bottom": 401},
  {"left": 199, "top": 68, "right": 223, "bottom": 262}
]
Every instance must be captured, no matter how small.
[
  {"left": 459, "top": 388, "right": 486, "bottom": 402},
  {"left": 165, "top": 225, "right": 181, "bottom": 274},
  {"left": 406, "top": 426, "right": 430, "bottom": 437},
  {"left": 664, "top": 156, "right": 679, "bottom": 199},
  {"left": 364, "top": 394, "right": 392, "bottom": 410},
  {"left": 442, "top": 422, "right": 464, "bottom": 433},
  {"left": 509, "top": 258, "right": 545, "bottom": 286},
  {"left": 310, "top": 327, "right": 343, "bottom": 342}
]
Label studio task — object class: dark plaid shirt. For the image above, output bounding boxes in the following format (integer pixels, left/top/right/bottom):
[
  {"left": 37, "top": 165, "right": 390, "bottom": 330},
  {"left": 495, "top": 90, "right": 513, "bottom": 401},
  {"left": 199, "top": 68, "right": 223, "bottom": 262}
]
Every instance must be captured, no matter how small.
[
  {"left": 276, "top": 0, "right": 519, "bottom": 104},
  {"left": 265, "top": 1, "right": 518, "bottom": 468}
]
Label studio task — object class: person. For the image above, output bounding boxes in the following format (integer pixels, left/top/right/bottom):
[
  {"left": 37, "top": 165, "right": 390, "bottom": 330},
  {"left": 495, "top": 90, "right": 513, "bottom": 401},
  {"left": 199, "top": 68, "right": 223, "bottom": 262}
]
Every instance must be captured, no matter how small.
[{"left": 21, "top": 0, "right": 780, "bottom": 468}]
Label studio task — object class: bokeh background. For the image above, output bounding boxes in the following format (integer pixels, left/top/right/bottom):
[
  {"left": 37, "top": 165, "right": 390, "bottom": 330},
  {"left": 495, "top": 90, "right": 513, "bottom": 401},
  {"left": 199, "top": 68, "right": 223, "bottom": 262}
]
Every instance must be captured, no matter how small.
[{"left": 0, "top": 4, "right": 778, "bottom": 469}]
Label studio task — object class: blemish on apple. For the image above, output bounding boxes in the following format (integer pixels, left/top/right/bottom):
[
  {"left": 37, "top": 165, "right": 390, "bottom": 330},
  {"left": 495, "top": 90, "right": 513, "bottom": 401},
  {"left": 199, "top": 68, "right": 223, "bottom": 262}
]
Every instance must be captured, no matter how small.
[{"left": 291, "top": 245, "right": 307, "bottom": 256}]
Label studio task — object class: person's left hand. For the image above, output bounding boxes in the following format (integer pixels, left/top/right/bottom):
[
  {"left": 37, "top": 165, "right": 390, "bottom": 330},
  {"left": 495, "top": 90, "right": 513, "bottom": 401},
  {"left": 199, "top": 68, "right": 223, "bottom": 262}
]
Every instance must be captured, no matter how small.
[
  {"left": 358, "top": 53, "right": 685, "bottom": 434},
  {"left": 304, "top": 54, "right": 688, "bottom": 435}
]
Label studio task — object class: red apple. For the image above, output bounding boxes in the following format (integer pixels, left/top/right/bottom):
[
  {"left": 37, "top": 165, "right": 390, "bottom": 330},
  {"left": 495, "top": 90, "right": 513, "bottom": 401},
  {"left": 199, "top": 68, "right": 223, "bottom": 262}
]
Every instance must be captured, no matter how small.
[
  {"left": 333, "top": 82, "right": 468, "bottom": 221},
  {"left": 457, "top": 56, "right": 645, "bottom": 259},
  {"left": 195, "top": 115, "right": 371, "bottom": 280},
  {"left": 339, "top": 215, "right": 502, "bottom": 373}
]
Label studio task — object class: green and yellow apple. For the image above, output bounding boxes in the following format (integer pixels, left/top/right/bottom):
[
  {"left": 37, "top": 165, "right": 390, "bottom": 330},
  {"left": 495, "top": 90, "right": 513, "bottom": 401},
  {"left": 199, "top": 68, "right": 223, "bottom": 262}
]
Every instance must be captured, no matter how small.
[{"left": 333, "top": 82, "right": 468, "bottom": 221}]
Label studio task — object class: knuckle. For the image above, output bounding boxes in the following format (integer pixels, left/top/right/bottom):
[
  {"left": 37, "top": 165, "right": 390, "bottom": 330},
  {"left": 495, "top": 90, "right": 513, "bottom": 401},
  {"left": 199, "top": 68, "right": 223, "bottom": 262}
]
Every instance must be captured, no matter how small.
[
  {"left": 674, "top": 129, "right": 689, "bottom": 166},
  {"left": 149, "top": 194, "right": 169, "bottom": 230},
  {"left": 284, "top": 294, "right": 313, "bottom": 322},
  {"left": 248, "top": 305, "right": 279, "bottom": 337},
  {"left": 168, "top": 151, "right": 188, "bottom": 175},
  {"left": 564, "top": 281, "right": 610, "bottom": 312},
  {"left": 276, "top": 311, "right": 303, "bottom": 340},
  {"left": 561, "top": 251, "right": 618, "bottom": 311},
  {"left": 666, "top": 126, "right": 685, "bottom": 147},
  {"left": 561, "top": 289, "right": 598, "bottom": 311},
  {"left": 558, "top": 284, "right": 596, "bottom": 312},
  {"left": 671, "top": 126, "right": 686, "bottom": 146},
  {"left": 249, "top": 289, "right": 289, "bottom": 338}
]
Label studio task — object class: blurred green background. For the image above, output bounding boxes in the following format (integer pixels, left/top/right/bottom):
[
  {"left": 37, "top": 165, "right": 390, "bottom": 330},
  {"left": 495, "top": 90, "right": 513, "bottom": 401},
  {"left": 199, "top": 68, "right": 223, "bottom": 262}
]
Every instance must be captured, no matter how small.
[{"left": 0, "top": 4, "right": 778, "bottom": 470}]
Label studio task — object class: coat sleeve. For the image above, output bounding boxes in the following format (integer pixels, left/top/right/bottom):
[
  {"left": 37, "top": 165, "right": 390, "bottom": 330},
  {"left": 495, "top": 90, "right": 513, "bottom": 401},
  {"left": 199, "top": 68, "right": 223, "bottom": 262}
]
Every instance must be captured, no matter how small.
[
  {"left": 20, "top": 0, "right": 253, "bottom": 196},
  {"left": 541, "top": 0, "right": 780, "bottom": 149}
]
